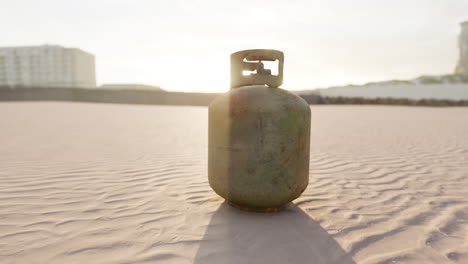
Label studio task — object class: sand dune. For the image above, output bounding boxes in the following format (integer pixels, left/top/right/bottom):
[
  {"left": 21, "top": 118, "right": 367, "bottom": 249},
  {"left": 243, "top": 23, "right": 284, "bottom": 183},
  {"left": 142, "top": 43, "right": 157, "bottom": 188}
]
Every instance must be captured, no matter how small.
[{"left": 0, "top": 102, "right": 467, "bottom": 264}]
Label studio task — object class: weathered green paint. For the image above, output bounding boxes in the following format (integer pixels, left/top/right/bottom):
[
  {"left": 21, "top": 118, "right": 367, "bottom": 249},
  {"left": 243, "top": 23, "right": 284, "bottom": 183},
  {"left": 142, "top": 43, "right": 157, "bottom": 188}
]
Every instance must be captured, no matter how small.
[{"left": 208, "top": 85, "right": 311, "bottom": 210}]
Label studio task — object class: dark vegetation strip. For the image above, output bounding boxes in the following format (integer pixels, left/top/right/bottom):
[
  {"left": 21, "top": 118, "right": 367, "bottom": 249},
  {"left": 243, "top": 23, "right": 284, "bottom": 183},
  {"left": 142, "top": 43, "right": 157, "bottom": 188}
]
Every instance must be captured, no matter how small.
[{"left": 1, "top": 87, "right": 467, "bottom": 107}]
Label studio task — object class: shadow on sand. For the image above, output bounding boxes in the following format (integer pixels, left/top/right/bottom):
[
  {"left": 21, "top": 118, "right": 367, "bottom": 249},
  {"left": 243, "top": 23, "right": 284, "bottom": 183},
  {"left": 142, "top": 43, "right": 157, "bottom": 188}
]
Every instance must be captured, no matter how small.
[{"left": 194, "top": 202, "right": 356, "bottom": 264}]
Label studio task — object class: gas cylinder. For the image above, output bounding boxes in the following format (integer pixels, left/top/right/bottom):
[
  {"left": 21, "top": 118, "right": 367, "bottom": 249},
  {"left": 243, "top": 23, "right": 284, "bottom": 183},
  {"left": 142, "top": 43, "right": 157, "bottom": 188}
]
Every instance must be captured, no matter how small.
[{"left": 208, "top": 49, "right": 311, "bottom": 211}]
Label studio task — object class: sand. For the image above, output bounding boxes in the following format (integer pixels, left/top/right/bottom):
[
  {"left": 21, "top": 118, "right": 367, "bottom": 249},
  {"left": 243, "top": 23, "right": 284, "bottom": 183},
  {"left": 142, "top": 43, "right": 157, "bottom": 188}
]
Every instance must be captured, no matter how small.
[{"left": 0, "top": 102, "right": 467, "bottom": 264}]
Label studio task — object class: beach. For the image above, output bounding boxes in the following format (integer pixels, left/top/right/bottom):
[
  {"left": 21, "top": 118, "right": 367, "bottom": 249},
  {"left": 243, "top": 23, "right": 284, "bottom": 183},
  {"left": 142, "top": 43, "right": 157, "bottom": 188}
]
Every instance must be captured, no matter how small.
[{"left": 1, "top": 102, "right": 467, "bottom": 264}]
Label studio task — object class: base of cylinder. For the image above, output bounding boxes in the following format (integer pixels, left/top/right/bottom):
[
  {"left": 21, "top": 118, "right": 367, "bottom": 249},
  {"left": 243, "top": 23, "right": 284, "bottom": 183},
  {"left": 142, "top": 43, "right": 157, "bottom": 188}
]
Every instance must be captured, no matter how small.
[{"left": 227, "top": 200, "right": 290, "bottom": 213}]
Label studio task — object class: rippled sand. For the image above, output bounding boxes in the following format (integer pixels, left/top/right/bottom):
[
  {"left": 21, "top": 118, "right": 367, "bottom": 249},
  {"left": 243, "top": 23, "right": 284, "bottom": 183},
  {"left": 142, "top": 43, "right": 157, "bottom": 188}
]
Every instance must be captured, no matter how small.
[{"left": 1, "top": 102, "right": 467, "bottom": 264}]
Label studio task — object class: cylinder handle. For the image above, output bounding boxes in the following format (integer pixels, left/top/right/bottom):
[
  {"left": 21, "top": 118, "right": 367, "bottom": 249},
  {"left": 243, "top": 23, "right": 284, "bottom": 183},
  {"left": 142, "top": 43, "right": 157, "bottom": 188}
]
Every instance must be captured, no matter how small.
[{"left": 230, "top": 49, "right": 284, "bottom": 89}]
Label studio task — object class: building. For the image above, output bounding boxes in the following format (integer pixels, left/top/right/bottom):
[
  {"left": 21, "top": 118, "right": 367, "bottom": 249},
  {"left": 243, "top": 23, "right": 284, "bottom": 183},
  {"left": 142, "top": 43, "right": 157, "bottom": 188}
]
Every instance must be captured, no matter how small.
[
  {"left": 0, "top": 45, "right": 96, "bottom": 88},
  {"left": 456, "top": 21, "right": 468, "bottom": 75}
]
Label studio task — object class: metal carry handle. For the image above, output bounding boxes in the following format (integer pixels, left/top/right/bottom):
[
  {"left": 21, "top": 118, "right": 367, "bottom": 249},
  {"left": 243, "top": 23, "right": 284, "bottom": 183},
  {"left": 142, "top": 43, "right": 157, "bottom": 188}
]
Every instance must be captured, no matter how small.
[{"left": 230, "top": 49, "right": 284, "bottom": 89}]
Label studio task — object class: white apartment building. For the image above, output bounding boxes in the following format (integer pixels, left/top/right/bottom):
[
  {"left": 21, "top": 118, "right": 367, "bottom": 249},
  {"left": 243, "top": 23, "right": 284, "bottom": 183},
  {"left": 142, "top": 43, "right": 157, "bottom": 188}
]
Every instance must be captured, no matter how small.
[
  {"left": 0, "top": 45, "right": 96, "bottom": 88},
  {"left": 456, "top": 21, "right": 468, "bottom": 75}
]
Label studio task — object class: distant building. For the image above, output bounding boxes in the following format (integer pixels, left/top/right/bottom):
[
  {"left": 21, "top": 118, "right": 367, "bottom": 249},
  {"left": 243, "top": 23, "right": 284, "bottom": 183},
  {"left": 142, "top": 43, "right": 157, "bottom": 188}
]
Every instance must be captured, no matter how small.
[
  {"left": 100, "top": 84, "right": 163, "bottom": 91},
  {"left": 456, "top": 21, "right": 468, "bottom": 75},
  {"left": 0, "top": 45, "right": 96, "bottom": 88}
]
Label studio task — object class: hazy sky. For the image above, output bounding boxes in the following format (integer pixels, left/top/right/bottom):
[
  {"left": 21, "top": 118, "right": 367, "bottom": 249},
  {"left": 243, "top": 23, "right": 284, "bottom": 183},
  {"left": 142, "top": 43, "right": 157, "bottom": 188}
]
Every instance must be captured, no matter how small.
[{"left": 1, "top": 0, "right": 467, "bottom": 92}]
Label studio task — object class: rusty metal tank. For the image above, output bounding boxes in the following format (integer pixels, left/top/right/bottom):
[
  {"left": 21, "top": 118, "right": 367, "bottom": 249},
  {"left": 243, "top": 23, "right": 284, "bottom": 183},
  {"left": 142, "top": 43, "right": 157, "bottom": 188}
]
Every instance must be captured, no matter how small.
[{"left": 208, "top": 49, "right": 311, "bottom": 211}]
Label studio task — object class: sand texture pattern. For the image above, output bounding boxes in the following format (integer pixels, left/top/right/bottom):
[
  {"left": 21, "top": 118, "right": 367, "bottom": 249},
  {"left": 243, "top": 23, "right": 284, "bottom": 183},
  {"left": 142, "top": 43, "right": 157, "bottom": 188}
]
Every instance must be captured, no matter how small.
[{"left": 0, "top": 102, "right": 467, "bottom": 264}]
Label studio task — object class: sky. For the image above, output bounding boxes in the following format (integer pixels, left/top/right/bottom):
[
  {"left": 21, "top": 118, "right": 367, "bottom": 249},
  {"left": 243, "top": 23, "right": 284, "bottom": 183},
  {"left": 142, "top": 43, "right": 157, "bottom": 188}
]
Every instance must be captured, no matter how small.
[{"left": 1, "top": 0, "right": 467, "bottom": 92}]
